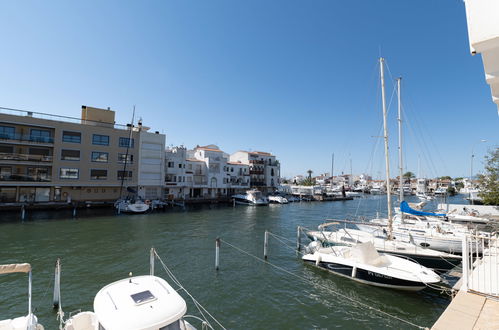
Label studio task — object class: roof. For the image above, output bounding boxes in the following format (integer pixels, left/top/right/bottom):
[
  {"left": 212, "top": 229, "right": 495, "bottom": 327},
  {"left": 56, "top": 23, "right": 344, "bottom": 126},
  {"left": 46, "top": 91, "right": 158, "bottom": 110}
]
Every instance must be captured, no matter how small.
[
  {"left": 197, "top": 147, "right": 222, "bottom": 152},
  {"left": 227, "top": 161, "right": 246, "bottom": 165},
  {"left": 236, "top": 150, "right": 273, "bottom": 156},
  {"left": 186, "top": 158, "right": 205, "bottom": 162}
]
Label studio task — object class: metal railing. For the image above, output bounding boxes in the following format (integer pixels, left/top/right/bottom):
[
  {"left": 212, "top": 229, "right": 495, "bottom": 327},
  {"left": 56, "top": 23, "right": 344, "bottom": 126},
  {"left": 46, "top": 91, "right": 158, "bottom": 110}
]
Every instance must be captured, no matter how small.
[
  {"left": 0, "top": 153, "right": 53, "bottom": 162},
  {"left": 0, "top": 174, "right": 52, "bottom": 182},
  {"left": 0, "top": 133, "right": 54, "bottom": 144},
  {"left": 461, "top": 233, "right": 499, "bottom": 298}
]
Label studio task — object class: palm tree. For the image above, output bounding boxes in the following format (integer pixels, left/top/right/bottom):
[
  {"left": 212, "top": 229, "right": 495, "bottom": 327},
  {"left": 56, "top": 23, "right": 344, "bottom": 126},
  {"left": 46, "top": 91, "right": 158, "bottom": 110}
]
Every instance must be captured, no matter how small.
[{"left": 307, "top": 170, "right": 313, "bottom": 179}]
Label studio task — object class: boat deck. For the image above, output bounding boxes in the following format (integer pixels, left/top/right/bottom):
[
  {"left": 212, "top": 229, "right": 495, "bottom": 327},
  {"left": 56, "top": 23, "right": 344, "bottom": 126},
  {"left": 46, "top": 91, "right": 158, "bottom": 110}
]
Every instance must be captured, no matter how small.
[{"left": 432, "top": 290, "right": 499, "bottom": 330}]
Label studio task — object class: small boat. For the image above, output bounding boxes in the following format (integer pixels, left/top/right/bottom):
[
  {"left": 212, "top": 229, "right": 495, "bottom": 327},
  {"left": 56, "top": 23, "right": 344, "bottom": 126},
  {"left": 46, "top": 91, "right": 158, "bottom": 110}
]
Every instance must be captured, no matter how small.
[
  {"left": 115, "top": 198, "right": 150, "bottom": 213},
  {"left": 58, "top": 249, "right": 216, "bottom": 330},
  {"left": 0, "top": 263, "right": 44, "bottom": 330},
  {"left": 434, "top": 187, "right": 447, "bottom": 196},
  {"left": 416, "top": 192, "right": 434, "bottom": 200},
  {"left": 302, "top": 241, "right": 441, "bottom": 291},
  {"left": 232, "top": 189, "right": 269, "bottom": 206},
  {"left": 307, "top": 224, "right": 461, "bottom": 272},
  {"left": 268, "top": 195, "right": 289, "bottom": 204}
]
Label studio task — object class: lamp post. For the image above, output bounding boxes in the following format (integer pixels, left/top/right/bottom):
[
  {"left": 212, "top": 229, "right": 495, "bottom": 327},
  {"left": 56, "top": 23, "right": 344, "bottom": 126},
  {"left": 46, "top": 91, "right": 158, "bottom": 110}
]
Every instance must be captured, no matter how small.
[{"left": 470, "top": 139, "right": 487, "bottom": 205}]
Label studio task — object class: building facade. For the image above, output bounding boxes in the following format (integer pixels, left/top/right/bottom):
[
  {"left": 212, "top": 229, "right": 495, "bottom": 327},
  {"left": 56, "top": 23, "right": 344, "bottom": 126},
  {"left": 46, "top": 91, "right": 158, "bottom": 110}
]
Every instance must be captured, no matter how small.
[
  {"left": 230, "top": 151, "right": 280, "bottom": 193},
  {"left": 0, "top": 106, "right": 164, "bottom": 203}
]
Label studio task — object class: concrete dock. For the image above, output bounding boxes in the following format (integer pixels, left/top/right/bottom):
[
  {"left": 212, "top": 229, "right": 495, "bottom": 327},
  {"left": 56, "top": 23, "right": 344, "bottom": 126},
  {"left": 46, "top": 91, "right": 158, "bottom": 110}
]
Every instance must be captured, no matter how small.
[{"left": 432, "top": 291, "right": 499, "bottom": 329}]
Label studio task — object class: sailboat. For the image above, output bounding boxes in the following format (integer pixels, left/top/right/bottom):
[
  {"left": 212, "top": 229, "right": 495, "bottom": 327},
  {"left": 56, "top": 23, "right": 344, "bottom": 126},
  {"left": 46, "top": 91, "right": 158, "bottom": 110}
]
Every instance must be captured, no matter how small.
[
  {"left": 302, "top": 59, "right": 442, "bottom": 289},
  {"left": 115, "top": 108, "right": 150, "bottom": 214},
  {"left": 0, "top": 263, "right": 43, "bottom": 330}
]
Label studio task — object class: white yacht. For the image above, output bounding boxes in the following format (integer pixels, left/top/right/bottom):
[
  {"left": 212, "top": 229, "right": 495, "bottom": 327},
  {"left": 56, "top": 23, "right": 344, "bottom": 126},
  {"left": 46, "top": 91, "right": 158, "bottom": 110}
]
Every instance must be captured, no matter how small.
[
  {"left": 59, "top": 249, "right": 217, "bottom": 330},
  {"left": 0, "top": 263, "right": 43, "bottom": 330},
  {"left": 232, "top": 189, "right": 269, "bottom": 206},
  {"left": 268, "top": 195, "right": 289, "bottom": 204},
  {"left": 115, "top": 198, "right": 150, "bottom": 213},
  {"left": 416, "top": 191, "right": 434, "bottom": 200},
  {"left": 434, "top": 187, "right": 447, "bottom": 196},
  {"left": 307, "top": 224, "right": 461, "bottom": 272},
  {"left": 63, "top": 275, "right": 195, "bottom": 330},
  {"left": 302, "top": 241, "right": 441, "bottom": 291}
]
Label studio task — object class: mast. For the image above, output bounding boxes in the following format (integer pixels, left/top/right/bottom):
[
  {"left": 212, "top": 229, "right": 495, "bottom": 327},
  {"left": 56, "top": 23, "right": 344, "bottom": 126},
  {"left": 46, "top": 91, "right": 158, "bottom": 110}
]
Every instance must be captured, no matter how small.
[
  {"left": 380, "top": 58, "right": 393, "bottom": 238},
  {"left": 397, "top": 77, "right": 403, "bottom": 204},
  {"left": 119, "top": 106, "right": 135, "bottom": 199},
  {"left": 331, "top": 153, "right": 335, "bottom": 189}
]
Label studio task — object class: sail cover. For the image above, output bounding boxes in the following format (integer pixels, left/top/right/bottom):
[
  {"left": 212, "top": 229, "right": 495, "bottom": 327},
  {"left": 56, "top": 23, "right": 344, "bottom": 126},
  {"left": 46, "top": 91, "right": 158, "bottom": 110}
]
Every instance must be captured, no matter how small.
[{"left": 400, "top": 201, "right": 446, "bottom": 217}]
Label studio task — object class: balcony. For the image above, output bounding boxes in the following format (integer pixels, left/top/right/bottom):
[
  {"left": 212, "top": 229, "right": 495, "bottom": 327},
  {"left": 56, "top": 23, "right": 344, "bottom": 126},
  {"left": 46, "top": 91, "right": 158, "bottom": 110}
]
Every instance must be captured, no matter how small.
[
  {"left": 0, "top": 153, "right": 53, "bottom": 162},
  {"left": 0, "top": 133, "right": 54, "bottom": 144},
  {"left": 249, "top": 160, "right": 264, "bottom": 164},
  {"left": 0, "top": 174, "right": 52, "bottom": 182},
  {"left": 251, "top": 181, "right": 265, "bottom": 187},
  {"left": 250, "top": 170, "right": 264, "bottom": 175}
]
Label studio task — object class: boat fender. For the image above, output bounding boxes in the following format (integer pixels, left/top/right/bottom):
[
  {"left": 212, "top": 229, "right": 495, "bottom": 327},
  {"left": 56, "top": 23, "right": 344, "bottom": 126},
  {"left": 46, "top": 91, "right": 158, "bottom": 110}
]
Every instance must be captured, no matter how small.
[
  {"left": 315, "top": 254, "right": 322, "bottom": 266},
  {"left": 145, "top": 200, "right": 151, "bottom": 205},
  {"left": 351, "top": 266, "right": 357, "bottom": 278}
]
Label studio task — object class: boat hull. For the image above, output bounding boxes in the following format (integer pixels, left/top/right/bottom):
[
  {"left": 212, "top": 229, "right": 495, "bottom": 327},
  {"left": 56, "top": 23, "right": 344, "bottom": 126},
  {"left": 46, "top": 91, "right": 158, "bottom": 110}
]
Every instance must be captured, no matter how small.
[{"left": 303, "top": 259, "right": 428, "bottom": 291}]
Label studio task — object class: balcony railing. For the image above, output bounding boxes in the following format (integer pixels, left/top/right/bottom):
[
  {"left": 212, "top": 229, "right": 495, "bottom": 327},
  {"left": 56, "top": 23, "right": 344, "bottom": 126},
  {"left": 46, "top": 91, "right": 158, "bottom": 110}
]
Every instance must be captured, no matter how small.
[
  {"left": 0, "top": 153, "right": 53, "bottom": 162},
  {"left": 249, "top": 160, "right": 265, "bottom": 164},
  {"left": 0, "top": 133, "right": 54, "bottom": 144},
  {"left": 250, "top": 170, "right": 264, "bottom": 175},
  {"left": 251, "top": 181, "right": 265, "bottom": 187},
  {"left": 0, "top": 174, "right": 52, "bottom": 182}
]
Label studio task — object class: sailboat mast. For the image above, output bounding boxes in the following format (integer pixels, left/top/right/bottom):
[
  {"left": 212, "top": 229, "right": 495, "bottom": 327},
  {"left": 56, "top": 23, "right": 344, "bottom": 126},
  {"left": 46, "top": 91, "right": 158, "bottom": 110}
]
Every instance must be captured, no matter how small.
[
  {"left": 379, "top": 58, "right": 393, "bottom": 238},
  {"left": 397, "top": 77, "right": 403, "bottom": 204},
  {"left": 119, "top": 106, "right": 135, "bottom": 199},
  {"left": 331, "top": 153, "right": 334, "bottom": 189}
]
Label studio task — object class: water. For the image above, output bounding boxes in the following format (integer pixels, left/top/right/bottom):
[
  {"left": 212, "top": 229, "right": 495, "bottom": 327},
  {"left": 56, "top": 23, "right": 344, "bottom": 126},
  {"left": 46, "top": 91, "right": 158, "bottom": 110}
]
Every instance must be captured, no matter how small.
[{"left": 0, "top": 195, "right": 462, "bottom": 329}]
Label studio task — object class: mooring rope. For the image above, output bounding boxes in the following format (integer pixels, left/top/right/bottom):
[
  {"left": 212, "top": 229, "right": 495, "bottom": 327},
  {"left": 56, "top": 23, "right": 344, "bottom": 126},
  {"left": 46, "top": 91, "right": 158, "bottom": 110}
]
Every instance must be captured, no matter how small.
[
  {"left": 220, "top": 238, "right": 428, "bottom": 330},
  {"left": 153, "top": 251, "right": 226, "bottom": 330}
]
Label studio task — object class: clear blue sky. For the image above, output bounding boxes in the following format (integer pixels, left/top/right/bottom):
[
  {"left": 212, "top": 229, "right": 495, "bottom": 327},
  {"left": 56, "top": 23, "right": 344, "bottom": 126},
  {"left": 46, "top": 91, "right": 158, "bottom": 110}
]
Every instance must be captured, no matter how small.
[{"left": 1, "top": 0, "right": 497, "bottom": 179}]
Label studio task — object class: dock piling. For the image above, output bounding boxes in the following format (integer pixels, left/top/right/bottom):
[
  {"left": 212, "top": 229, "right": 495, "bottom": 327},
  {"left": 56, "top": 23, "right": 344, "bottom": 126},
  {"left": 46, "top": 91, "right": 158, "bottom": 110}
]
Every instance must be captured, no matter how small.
[
  {"left": 21, "top": 204, "right": 26, "bottom": 221},
  {"left": 296, "top": 226, "right": 301, "bottom": 251},
  {"left": 264, "top": 230, "right": 269, "bottom": 260},
  {"left": 215, "top": 238, "right": 220, "bottom": 270},
  {"left": 53, "top": 258, "right": 61, "bottom": 308},
  {"left": 72, "top": 204, "right": 77, "bottom": 218}
]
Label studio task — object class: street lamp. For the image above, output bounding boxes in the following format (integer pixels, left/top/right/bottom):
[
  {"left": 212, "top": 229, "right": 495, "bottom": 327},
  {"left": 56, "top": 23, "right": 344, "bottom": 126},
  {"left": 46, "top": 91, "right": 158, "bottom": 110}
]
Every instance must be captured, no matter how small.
[{"left": 470, "top": 139, "right": 487, "bottom": 204}]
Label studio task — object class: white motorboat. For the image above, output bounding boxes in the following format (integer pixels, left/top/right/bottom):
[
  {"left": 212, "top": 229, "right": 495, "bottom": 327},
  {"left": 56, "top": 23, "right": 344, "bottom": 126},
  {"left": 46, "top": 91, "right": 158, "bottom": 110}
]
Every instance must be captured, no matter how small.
[
  {"left": 416, "top": 192, "right": 434, "bottom": 201},
  {"left": 345, "top": 191, "right": 361, "bottom": 198},
  {"left": 302, "top": 241, "right": 441, "bottom": 291},
  {"left": 115, "top": 198, "right": 150, "bottom": 213},
  {"left": 438, "top": 206, "right": 490, "bottom": 224},
  {"left": 232, "top": 189, "right": 269, "bottom": 206},
  {"left": 0, "top": 263, "right": 43, "bottom": 330},
  {"left": 434, "top": 187, "right": 447, "bottom": 196},
  {"left": 268, "top": 195, "right": 289, "bottom": 204},
  {"left": 369, "top": 186, "right": 384, "bottom": 195},
  {"left": 307, "top": 224, "right": 461, "bottom": 272},
  {"left": 59, "top": 249, "right": 217, "bottom": 330}
]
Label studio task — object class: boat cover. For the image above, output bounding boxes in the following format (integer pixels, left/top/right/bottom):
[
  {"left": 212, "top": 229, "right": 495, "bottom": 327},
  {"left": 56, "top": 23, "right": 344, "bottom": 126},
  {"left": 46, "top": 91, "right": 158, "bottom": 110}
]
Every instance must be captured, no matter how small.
[
  {"left": 0, "top": 263, "right": 31, "bottom": 274},
  {"left": 400, "top": 201, "right": 446, "bottom": 217}
]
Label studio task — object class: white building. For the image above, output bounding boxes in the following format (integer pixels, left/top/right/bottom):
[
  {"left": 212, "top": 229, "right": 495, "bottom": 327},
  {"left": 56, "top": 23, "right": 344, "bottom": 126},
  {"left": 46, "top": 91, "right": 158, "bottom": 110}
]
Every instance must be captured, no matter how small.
[
  {"left": 230, "top": 151, "right": 280, "bottom": 193},
  {"left": 137, "top": 125, "right": 165, "bottom": 200}
]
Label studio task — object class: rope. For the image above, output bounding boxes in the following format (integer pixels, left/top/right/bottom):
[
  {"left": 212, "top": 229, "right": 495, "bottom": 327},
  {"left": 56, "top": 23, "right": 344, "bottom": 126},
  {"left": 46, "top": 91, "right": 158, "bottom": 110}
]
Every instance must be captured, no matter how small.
[
  {"left": 220, "top": 239, "right": 428, "bottom": 330},
  {"left": 267, "top": 232, "right": 305, "bottom": 255},
  {"left": 153, "top": 251, "right": 226, "bottom": 330}
]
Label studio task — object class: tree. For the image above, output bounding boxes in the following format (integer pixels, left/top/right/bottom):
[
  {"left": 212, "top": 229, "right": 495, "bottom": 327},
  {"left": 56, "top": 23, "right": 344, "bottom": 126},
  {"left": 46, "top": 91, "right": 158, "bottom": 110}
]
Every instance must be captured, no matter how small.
[
  {"left": 403, "top": 171, "right": 415, "bottom": 178},
  {"left": 439, "top": 176, "right": 452, "bottom": 181},
  {"left": 478, "top": 148, "right": 499, "bottom": 205},
  {"left": 307, "top": 170, "right": 313, "bottom": 179},
  {"left": 301, "top": 177, "right": 315, "bottom": 186}
]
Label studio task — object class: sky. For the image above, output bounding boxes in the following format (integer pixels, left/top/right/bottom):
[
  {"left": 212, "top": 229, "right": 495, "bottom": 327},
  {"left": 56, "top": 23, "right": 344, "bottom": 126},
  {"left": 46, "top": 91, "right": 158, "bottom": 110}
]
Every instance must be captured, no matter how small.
[{"left": 0, "top": 0, "right": 497, "bottom": 179}]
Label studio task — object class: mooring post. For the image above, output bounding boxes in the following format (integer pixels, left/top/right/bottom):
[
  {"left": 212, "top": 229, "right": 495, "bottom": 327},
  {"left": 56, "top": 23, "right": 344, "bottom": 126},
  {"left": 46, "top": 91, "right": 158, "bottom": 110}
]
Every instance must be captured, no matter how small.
[
  {"left": 72, "top": 204, "right": 77, "bottom": 218},
  {"left": 53, "top": 258, "right": 61, "bottom": 308},
  {"left": 150, "top": 247, "right": 155, "bottom": 275},
  {"left": 21, "top": 204, "right": 26, "bottom": 221},
  {"left": 215, "top": 238, "right": 220, "bottom": 271},
  {"left": 264, "top": 230, "right": 269, "bottom": 260},
  {"left": 296, "top": 226, "right": 301, "bottom": 251},
  {"left": 233, "top": 198, "right": 235, "bottom": 208}
]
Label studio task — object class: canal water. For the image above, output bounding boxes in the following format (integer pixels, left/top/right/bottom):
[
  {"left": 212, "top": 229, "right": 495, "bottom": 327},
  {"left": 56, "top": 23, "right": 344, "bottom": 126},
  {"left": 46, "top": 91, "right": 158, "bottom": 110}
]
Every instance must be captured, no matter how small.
[{"left": 1, "top": 195, "right": 466, "bottom": 329}]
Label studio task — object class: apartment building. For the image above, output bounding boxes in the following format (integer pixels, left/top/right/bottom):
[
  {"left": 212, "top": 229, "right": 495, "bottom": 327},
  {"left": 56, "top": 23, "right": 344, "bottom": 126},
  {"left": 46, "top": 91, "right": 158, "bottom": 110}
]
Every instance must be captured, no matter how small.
[
  {"left": 0, "top": 106, "right": 165, "bottom": 203},
  {"left": 230, "top": 151, "right": 280, "bottom": 193},
  {"left": 164, "top": 145, "right": 251, "bottom": 200}
]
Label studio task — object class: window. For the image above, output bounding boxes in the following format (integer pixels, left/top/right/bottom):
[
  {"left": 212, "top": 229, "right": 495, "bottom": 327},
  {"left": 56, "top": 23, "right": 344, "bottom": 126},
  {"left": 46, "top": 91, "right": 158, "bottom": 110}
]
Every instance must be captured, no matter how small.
[
  {"left": 119, "top": 137, "right": 134, "bottom": 148},
  {"left": 60, "top": 168, "right": 79, "bottom": 179},
  {"left": 0, "top": 145, "right": 13, "bottom": 153},
  {"left": 30, "top": 129, "right": 52, "bottom": 143},
  {"left": 91, "top": 151, "right": 108, "bottom": 163},
  {"left": 62, "top": 131, "right": 81, "bottom": 143},
  {"left": 178, "top": 163, "right": 183, "bottom": 168},
  {"left": 61, "top": 149, "right": 80, "bottom": 161},
  {"left": 0, "top": 126, "right": 15, "bottom": 139},
  {"left": 167, "top": 162, "right": 174, "bottom": 168},
  {"left": 92, "top": 134, "right": 109, "bottom": 146},
  {"left": 118, "top": 153, "right": 133, "bottom": 164},
  {"left": 90, "top": 169, "right": 107, "bottom": 180},
  {"left": 117, "top": 171, "right": 132, "bottom": 180}
]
